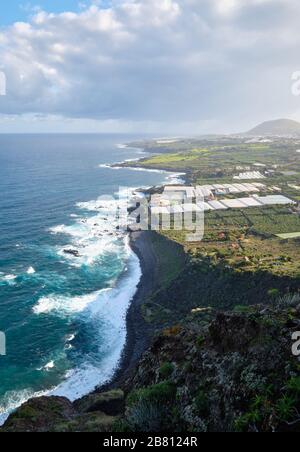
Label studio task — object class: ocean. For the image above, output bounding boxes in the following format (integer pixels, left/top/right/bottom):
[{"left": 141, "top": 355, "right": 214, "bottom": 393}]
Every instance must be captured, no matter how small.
[{"left": 0, "top": 134, "right": 183, "bottom": 422}]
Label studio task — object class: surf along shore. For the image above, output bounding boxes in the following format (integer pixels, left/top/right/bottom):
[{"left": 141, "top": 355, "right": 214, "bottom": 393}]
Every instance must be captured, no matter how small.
[
  {"left": 101, "top": 230, "right": 161, "bottom": 391},
  {"left": 99, "top": 146, "right": 188, "bottom": 391},
  {"left": 100, "top": 227, "right": 187, "bottom": 393},
  {"left": 0, "top": 142, "right": 188, "bottom": 426}
]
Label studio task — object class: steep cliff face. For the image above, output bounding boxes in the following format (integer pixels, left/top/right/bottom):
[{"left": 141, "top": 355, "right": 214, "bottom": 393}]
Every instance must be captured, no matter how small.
[
  {"left": 121, "top": 306, "right": 300, "bottom": 432},
  {"left": 3, "top": 302, "right": 300, "bottom": 433}
]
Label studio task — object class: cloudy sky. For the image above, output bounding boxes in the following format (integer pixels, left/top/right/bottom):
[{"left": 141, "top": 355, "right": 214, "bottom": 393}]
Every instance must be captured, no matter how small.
[{"left": 0, "top": 0, "right": 300, "bottom": 134}]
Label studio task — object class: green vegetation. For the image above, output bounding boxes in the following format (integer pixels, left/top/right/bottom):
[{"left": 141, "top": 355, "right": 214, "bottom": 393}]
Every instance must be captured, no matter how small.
[
  {"left": 276, "top": 395, "right": 296, "bottom": 422},
  {"left": 193, "top": 389, "right": 209, "bottom": 415},
  {"left": 127, "top": 382, "right": 177, "bottom": 407},
  {"left": 135, "top": 142, "right": 277, "bottom": 174},
  {"left": 124, "top": 382, "right": 177, "bottom": 432},
  {"left": 245, "top": 207, "right": 300, "bottom": 235},
  {"left": 150, "top": 232, "right": 186, "bottom": 290},
  {"left": 4, "top": 302, "right": 300, "bottom": 432},
  {"left": 234, "top": 375, "right": 300, "bottom": 432},
  {"left": 164, "top": 228, "right": 300, "bottom": 277},
  {"left": 130, "top": 136, "right": 300, "bottom": 289},
  {"left": 196, "top": 336, "right": 205, "bottom": 348},
  {"left": 268, "top": 288, "right": 280, "bottom": 298},
  {"left": 286, "top": 377, "right": 300, "bottom": 395},
  {"left": 159, "top": 362, "right": 174, "bottom": 379},
  {"left": 178, "top": 206, "right": 300, "bottom": 238},
  {"left": 235, "top": 391, "right": 297, "bottom": 432},
  {"left": 127, "top": 138, "right": 300, "bottom": 190},
  {"left": 4, "top": 135, "right": 300, "bottom": 433}
]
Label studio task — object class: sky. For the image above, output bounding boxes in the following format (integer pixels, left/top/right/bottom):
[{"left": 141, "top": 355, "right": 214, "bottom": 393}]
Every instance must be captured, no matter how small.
[
  {"left": 0, "top": 1, "right": 83, "bottom": 25},
  {"left": 0, "top": 0, "right": 300, "bottom": 134}
]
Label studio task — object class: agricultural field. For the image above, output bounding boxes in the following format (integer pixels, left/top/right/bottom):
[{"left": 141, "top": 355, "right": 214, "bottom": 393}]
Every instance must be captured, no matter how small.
[
  {"left": 163, "top": 227, "right": 300, "bottom": 278},
  {"left": 129, "top": 136, "right": 300, "bottom": 281},
  {"left": 125, "top": 137, "right": 300, "bottom": 193},
  {"left": 244, "top": 206, "right": 300, "bottom": 235},
  {"left": 128, "top": 139, "right": 299, "bottom": 170},
  {"left": 165, "top": 206, "right": 300, "bottom": 237},
  {"left": 160, "top": 204, "right": 300, "bottom": 278}
]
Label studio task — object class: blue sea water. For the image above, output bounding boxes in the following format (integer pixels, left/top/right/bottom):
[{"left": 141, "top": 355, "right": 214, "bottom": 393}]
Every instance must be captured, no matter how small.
[{"left": 0, "top": 134, "right": 182, "bottom": 421}]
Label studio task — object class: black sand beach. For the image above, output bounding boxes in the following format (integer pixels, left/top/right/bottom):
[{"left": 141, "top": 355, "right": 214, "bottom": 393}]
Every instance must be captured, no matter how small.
[{"left": 100, "top": 230, "right": 159, "bottom": 390}]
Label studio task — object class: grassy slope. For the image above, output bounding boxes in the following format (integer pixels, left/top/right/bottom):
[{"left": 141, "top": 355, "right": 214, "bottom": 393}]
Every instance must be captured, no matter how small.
[{"left": 149, "top": 232, "right": 186, "bottom": 291}]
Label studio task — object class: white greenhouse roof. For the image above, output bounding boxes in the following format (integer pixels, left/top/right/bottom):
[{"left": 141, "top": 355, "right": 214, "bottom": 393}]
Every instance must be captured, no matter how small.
[
  {"left": 207, "top": 200, "right": 228, "bottom": 210},
  {"left": 258, "top": 195, "right": 295, "bottom": 206}
]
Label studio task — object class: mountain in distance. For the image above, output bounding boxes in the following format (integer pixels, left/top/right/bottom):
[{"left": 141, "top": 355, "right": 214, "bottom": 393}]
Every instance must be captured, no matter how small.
[{"left": 245, "top": 118, "right": 300, "bottom": 137}]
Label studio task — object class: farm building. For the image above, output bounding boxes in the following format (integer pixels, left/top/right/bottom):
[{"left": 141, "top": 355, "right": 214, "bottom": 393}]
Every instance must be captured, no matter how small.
[
  {"left": 147, "top": 184, "right": 296, "bottom": 225},
  {"left": 234, "top": 171, "right": 265, "bottom": 180},
  {"left": 258, "top": 195, "right": 296, "bottom": 206},
  {"left": 238, "top": 197, "right": 263, "bottom": 207},
  {"left": 207, "top": 200, "right": 229, "bottom": 210},
  {"left": 161, "top": 183, "right": 266, "bottom": 201},
  {"left": 221, "top": 199, "right": 250, "bottom": 209}
]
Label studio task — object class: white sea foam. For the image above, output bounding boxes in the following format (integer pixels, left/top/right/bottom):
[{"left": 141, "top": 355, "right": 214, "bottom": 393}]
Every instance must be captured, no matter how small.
[
  {"left": 0, "top": 388, "right": 50, "bottom": 425},
  {"left": 50, "top": 224, "right": 67, "bottom": 234},
  {"left": 33, "top": 291, "right": 103, "bottom": 315},
  {"left": 4, "top": 274, "right": 16, "bottom": 281},
  {"left": 163, "top": 172, "right": 186, "bottom": 185},
  {"left": 0, "top": 157, "right": 168, "bottom": 424},
  {"left": 27, "top": 267, "right": 36, "bottom": 275},
  {"left": 37, "top": 360, "right": 56, "bottom": 372},
  {"left": 1, "top": 246, "right": 142, "bottom": 423},
  {"left": 124, "top": 157, "right": 141, "bottom": 163},
  {"left": 0, "top": 267, "right": 37, "bottom": 285},
  {"left": 98, "top": 160, "right": 185, "bottom": 186},
  {"left": 98, "top": 163, "right": 112, "bottom": 169},
  {"left": 49, "top": 195, "right": 130, "bottom": 267},
  {"left": 44, "top": 361, "right": 55, "bottom": 371},
  {"left": 0, "top": 266, "right": 39, "bottom": 286},
  {"left": 109, "top": 165, "right": 168, "bottom": 173},
  {"left": 51, "top": 248, "right": 141, "bottom": 401},
  {"left": 57, "top": 231, "right": 121, "bottom": 267},
  {"left": 0, "top": 273, "right": 17, "bottom": 285}
]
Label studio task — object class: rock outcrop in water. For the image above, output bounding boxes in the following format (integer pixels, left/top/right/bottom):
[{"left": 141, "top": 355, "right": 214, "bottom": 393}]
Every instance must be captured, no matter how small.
[{"left": 63, "top": 249, "right": 80, "bottom": 258}]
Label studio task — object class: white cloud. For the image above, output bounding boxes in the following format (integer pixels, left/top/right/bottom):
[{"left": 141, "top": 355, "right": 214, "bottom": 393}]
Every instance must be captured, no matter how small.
[{"left": 0, "top": 0, "right": 299, "bottom": 133}]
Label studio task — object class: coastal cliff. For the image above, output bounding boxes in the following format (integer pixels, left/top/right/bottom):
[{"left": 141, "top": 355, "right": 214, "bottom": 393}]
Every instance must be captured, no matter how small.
[
  {"left": 2, "top": 230, "right": 300, "bottom": 432},
  {"left": 3, "top": 301, "right": 300, "bottom": 432}
]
